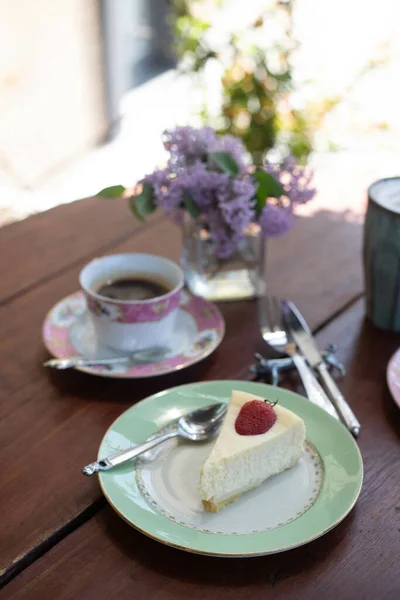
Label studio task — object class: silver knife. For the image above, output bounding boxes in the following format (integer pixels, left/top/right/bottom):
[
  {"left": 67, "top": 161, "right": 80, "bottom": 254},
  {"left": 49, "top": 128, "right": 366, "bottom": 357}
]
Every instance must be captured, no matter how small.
[{"left": 285, "top": 301, "right": 360, "bottom": 437}]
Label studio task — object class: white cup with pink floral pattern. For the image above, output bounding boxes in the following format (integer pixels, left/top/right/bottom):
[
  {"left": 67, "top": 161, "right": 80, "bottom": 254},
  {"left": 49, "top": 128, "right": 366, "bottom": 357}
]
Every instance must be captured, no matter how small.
[{"left": 79, "top": 253, "right": 184, "bottom": 353}]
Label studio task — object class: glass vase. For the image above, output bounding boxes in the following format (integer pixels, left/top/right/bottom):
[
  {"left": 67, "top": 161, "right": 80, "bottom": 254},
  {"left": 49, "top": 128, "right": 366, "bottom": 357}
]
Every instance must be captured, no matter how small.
[{"left": 181, "top": 218, "right": 266, "bottom": 301}]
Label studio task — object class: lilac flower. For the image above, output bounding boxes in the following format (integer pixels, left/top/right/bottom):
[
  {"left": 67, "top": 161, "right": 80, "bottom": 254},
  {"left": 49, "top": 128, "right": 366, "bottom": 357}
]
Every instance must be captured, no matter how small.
[
  {"left": 210, "top": 180, "right": 256, "bottom": 257},
  {"left": 160, "top": 179, "right": 184, "bottom": 213},
  {"left": 163, "top": 126, "right": 217, "bottom": 169},
  {"left": 180, "top": 163, "right": 230, "bottom": 210},
  {"left": 264, "top": 155, "right": 316, "bottom": 205},
  {"left": 136, "top": 128, "right": 315, "bottom": 257},
  {"left": 218, "top": 178, "right": 256, "bottom": 234},
  {"left": 162, "top": 162, "right": 256, "bottom": 258},
  {"left": 259, "top": 204, "right": 295, "bottom": 237},
  {"left": 141, "top": 168, "right": 184, "bottom": 223},
  {"left": 142, "top": 169, "right": 169, "bottom": 203}
]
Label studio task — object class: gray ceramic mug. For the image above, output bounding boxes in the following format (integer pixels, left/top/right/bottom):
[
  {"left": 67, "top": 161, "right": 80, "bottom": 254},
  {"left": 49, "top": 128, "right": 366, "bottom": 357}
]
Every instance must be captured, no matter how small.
[{"left": 364, "top": 177, "right": 400, "bottom": 331}]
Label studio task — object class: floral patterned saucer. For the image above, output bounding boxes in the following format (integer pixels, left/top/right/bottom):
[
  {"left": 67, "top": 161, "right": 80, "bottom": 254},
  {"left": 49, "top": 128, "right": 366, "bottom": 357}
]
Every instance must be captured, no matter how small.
[
  {"left": 386, "top": 348, "right": 400, "bottom": 408},
  {"left": 42, "top": 291, "right": 225, "bottom": 378}
]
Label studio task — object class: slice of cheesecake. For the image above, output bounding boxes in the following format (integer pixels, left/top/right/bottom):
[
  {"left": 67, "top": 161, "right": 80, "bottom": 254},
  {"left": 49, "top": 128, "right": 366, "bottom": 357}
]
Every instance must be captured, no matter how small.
[{"left": 199, "top": 390, "right": 306, "bottom": 512}]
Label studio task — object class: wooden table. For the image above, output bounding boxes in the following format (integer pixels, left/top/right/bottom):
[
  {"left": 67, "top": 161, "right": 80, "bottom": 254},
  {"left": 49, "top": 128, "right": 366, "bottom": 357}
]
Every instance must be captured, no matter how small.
[{"left": 0, "top": 196, "right": 399, "bottom": 599}]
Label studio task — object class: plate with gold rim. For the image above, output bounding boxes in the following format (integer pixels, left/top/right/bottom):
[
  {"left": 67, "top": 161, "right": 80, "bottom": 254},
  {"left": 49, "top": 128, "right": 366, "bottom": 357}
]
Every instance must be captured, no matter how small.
[
  {"left": 42, "top": 291, "right": 224, "bottom": 378},
  {"left": 96, "top": 380, "right": 363, "bottom": 557}
]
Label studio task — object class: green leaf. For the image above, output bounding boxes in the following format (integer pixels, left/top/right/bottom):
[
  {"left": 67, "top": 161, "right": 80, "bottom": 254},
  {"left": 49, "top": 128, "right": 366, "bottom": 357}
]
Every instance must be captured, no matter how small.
[
  {"left": 208, "top": 151, "right": 239, "bottom": 175},
  {"left": 183, "top": 192, "right": 201, "bottom": 219},
  {"left": 254, "top": 170, "right": 285, "bottom": 215},
  {"left": 96, "top": 185, "right": 126, "bottom": 198},
  {"left": 129, "top": 183, "right": 156, "bottom": 221}
]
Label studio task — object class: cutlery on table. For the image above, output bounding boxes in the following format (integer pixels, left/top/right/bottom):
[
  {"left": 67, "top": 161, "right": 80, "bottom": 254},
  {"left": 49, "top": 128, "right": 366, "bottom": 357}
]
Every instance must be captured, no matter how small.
[
  {"left": 82, "top": 402, "right": 227, "bottom": 476},
  {"left": 43, "top": 346, "right": 171, "bottom": 370},
  {"left": 258, "top": 295, "right": 340, "bottom": 421},
  {"left": 283, "top": 300, "right": 360, "bottom": 438},
  {"left": 251, "top": 345, "right": 345, "bottom": 386}
]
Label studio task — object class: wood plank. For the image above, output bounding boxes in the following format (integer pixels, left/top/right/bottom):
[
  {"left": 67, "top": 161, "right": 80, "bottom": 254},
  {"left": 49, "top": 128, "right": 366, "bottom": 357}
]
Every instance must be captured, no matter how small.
[
  {"left": 266, "top": 208, "right": 364, "bottom": 328},
  {"left": 0, "top": 207, "right": 365, "bottom": 582},
  {"left": 0, "top": 196, "right": 159, "bottom": 304},
  {"left": 3, "top": 300, "right": 399, "bottom": 599}
]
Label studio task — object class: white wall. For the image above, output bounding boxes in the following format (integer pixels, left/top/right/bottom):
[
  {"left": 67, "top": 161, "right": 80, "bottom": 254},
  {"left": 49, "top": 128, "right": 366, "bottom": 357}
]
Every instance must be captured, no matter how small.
[{"left": 0, "top": 0, "right": 107, "bottom": 187}]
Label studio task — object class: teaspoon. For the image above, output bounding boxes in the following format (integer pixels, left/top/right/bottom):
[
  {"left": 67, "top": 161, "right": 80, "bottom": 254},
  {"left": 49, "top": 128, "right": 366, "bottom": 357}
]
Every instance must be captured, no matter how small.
[{"left": 81, "top": 402, "right": 227, "bottom": 476}]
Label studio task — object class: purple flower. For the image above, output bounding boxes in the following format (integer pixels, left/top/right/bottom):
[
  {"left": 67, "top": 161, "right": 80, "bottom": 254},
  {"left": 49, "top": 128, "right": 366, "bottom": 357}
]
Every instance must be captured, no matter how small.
[
  {"left": 136, "top": 129, "right": 315, "bottom": 257},
  {"left": 264, "top": 155, "right": 316, "bottom": 205},
  {"left": 218, "top": 178, "right": 256, "bottom": 234},
  {"left": 142, "top": 169, "right": 169, "bottom": 203},
  {"left": 160, "top": 179, "right": 184, "bottom": 212},
  {"left": 163, "top": 126, "right": 217, "bottom": 169},
  {"left": 167, "top": 162, "right": 256, "bottom": 258},
  {"left": 141, "top": 168, "right": 185, "bottom": 223},
  {"left": 180, "top": 164, "right": 230, "bottom": 209},
  {"left": 260, "top": 204, "right": 295, "bottom": 237}
]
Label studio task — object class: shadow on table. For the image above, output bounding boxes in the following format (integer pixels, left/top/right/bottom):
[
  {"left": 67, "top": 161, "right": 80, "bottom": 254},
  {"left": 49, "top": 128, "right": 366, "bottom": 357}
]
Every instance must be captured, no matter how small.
[{"left": 98, "top": 505, "right": 356, "bottom": 588}]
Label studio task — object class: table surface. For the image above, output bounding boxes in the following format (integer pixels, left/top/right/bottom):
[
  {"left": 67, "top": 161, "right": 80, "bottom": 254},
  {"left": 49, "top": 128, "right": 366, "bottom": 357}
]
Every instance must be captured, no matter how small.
[{"left": 0, "top": 195, "right": 399, "bottom": 600}]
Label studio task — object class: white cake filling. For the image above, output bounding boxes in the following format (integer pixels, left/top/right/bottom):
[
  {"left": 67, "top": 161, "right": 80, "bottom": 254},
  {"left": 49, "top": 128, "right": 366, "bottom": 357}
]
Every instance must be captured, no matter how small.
[{"left": 200, "top": 390, "right": 306, "bottom": 507}]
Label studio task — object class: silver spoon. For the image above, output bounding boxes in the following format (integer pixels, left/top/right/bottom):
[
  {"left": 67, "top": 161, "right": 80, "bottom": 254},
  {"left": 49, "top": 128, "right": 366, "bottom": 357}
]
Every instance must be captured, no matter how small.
[
  {"left": 81, "top": 402, "right": 227, "bottom": 476},
  {"left": 43, "top": 346, "right": 170, "bottom": 370}
]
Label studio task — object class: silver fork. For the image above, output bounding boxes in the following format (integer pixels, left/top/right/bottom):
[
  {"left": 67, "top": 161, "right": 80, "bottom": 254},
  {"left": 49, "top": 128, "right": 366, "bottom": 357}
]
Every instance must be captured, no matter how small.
[{"left": 258, "top": 296, "right": 339, "bottom": 420}]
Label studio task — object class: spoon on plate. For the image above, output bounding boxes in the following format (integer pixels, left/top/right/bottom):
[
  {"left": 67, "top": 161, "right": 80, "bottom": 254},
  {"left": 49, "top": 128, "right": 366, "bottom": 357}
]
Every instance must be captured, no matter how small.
[
  {"left": 81, "top": 402, "right": 227, "bottom": 476},
  {"left": 43, "top": 346, "right": 171, "bottom": 370}
]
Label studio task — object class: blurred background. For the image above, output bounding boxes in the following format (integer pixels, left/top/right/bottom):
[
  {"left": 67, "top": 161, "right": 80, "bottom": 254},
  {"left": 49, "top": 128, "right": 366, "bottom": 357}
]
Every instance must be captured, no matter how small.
[{"left": 1, "top": 0, "right": 400, "bottom": 226}]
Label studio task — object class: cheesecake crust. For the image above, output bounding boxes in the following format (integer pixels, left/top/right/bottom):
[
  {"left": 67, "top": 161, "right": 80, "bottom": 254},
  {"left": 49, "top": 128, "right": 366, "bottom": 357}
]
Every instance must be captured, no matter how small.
[{"left": 202, "top": 493, "right": 241, "bottom": 513}]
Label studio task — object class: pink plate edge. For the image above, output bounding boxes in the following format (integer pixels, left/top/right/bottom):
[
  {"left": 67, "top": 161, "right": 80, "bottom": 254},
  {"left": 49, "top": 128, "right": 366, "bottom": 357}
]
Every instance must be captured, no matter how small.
[{"left": 386, "top": 347, "right": 400, "bottom": 409}]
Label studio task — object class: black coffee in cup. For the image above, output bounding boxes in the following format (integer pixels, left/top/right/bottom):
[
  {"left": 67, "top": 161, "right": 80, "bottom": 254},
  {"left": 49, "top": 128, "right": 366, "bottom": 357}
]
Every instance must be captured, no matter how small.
[{"left": 95, "top": 274, "right": 172, "bottom": 301}]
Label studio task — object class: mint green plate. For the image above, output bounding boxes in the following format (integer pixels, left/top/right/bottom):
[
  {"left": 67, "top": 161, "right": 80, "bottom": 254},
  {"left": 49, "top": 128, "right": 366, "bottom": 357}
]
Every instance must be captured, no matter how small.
[{"left": 98, "top": 381, "right": 363, "bottom": 557}]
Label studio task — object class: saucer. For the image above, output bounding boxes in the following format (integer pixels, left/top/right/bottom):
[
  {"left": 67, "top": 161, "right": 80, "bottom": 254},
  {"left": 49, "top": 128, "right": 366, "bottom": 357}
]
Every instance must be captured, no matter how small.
[
  {"left": 386, "top": 347, "right": 400, "bottom": 408},
  {"left": 42, "top": 291, "right": 225, "bottom": 378}
]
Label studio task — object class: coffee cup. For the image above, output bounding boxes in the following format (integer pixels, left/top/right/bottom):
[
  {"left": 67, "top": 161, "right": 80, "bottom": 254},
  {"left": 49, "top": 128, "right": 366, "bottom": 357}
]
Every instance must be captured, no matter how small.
[
  {"left": 364, "top": 177, "right": 400, "bottom": 331},
  {"left": 79, "top": 253, "right": 184, "bottom": 352}
]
